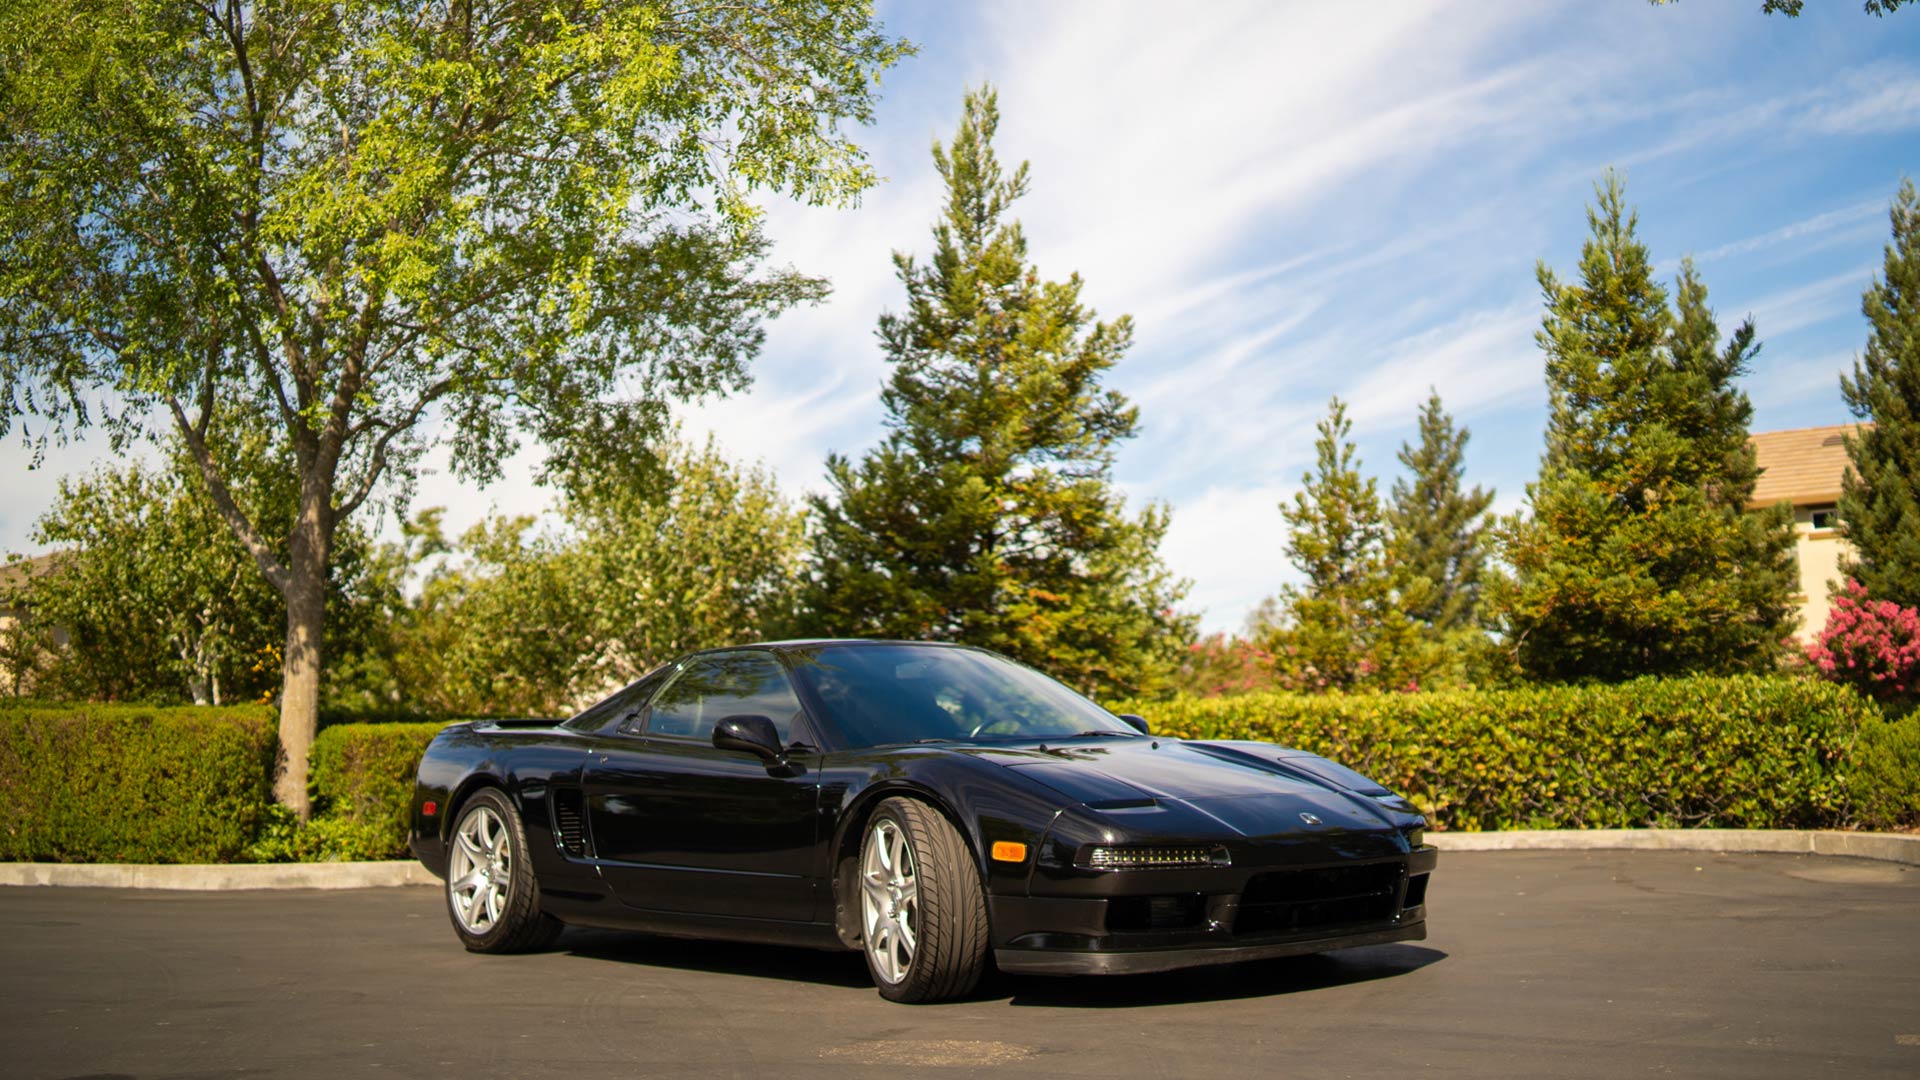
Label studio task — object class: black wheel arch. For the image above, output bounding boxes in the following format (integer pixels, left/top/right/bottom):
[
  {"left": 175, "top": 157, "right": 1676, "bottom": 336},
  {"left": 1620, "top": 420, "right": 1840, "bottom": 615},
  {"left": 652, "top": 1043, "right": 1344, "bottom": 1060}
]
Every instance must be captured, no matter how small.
[
  {"left": 829, "top": 780, "right": 981, "bottom": 948},
  {"left": 442, "top": 771, "right": 516, "bottom": 845}
]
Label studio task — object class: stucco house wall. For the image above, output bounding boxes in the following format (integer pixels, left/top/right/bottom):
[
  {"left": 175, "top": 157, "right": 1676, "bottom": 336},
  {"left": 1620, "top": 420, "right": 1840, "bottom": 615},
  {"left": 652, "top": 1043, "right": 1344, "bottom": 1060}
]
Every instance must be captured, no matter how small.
[{"left": 1748, "top": 425, "right": 1865, "bottom": 643}]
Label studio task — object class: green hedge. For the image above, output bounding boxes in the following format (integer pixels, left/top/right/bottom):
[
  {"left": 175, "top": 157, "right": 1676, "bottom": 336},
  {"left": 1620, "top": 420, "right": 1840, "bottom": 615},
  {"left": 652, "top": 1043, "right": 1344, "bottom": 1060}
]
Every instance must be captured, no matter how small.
[
  {"left": 1847, "top": 712, "right": 1920, "bottom": 830},
  {"left": 1115, "top": 675, "right": 1904, "bottom": 831},
  {"left": 3, "top": 675, "right": 1911, "bottom": 864},
  {"left": 310, "top": 722, "right": 443, "bottom": 858},
  {"left": 243, "top": 721, "right": 446, "bottom": 862},
  {"left": 0, "top": 702, "right": 277, "bottom": 862}
]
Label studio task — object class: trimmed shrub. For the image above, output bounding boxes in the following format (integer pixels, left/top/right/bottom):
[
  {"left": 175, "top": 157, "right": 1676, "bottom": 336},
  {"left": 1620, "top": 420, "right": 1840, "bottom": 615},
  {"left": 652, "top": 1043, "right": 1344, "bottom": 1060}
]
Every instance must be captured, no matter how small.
[
  {"left": 1113, "top": 675, "right": 1883, "bottom": 831},
  {"left": 295, "top": 722, "right": 445, "bottom": 860},
  {"left": 312, "top": 718, "right": 443, "bottom": 853},
  {"left": 0, "top": 702, "right": 277, "bottom": 862},
  {"left": 1847, "top": 713, "right": 1920, "bottom": 830}
]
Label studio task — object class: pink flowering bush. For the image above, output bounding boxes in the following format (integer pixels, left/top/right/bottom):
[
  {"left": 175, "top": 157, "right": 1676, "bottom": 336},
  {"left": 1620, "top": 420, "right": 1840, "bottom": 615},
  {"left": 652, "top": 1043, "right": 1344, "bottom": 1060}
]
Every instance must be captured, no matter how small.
[
  {"left": 1170, "top": 634, "right": 1279, "bottom": 698},
  {"left": 1807, "top": 580, "right": 1920, "bottom": 706}
]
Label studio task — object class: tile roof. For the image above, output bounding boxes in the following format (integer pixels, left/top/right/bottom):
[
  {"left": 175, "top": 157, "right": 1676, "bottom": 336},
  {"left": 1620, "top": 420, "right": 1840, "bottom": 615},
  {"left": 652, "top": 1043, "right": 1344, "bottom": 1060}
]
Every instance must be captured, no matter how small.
[
  {"left": 1748, "top": 424, "right": 1866, "bottom": 508},
  {"left": 0, "top": 551, "right": 64, "bottom": 592}
]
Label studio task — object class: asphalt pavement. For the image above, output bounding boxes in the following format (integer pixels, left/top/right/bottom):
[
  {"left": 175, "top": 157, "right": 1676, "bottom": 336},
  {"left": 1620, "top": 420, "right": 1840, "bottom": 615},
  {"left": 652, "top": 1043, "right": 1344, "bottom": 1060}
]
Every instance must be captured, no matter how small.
[{"left": 2, "top": 850, "right": 1916, "bottom": 1079}]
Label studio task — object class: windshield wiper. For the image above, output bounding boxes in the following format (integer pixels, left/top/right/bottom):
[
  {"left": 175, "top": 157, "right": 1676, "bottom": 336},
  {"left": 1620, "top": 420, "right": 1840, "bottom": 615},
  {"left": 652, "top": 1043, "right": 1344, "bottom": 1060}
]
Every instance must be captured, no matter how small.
[{"left": 1069, "top": 730, "right": 1135, "bottom": 738}]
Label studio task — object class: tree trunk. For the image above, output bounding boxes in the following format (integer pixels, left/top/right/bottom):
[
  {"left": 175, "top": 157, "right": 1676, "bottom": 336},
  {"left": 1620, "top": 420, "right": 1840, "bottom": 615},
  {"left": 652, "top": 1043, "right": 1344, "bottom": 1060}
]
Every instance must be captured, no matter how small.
[{"left": 275, "top": 500, "right": 331, "bottom": 820}]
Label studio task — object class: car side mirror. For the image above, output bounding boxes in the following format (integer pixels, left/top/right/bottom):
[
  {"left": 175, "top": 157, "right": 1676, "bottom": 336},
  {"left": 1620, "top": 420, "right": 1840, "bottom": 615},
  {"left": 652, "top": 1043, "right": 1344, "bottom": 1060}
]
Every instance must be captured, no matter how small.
[
  {"left": 1118, "top": 714, "right": 1150, "bottom": 735},
  {"left": 713, "top": 714, "right": 784, "bottom": 764}
]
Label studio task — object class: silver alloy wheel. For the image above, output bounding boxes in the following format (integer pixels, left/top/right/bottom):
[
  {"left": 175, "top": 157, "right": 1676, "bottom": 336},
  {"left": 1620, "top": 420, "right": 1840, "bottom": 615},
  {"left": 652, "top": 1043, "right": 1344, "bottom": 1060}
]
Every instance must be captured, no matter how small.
[
  {"left": 449, "top": 804, "right": 512, "bottom": 935},
  {"left": 861, "top": 817, "right": 919, "bottom": 985}
]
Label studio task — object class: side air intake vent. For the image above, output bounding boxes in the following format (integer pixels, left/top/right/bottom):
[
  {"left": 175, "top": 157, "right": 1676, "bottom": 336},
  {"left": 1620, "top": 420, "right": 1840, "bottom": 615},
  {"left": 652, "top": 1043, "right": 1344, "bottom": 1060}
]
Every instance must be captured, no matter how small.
[{"left": 551, "top": 787, "right": 588, "bottom": 857}]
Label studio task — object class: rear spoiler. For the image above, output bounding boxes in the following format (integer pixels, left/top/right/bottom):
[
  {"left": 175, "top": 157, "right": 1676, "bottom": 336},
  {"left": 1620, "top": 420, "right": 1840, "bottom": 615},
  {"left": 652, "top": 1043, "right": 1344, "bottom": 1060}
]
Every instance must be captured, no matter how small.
[{"left": 468, "top": 717, "right": 565, "bottom": 730}]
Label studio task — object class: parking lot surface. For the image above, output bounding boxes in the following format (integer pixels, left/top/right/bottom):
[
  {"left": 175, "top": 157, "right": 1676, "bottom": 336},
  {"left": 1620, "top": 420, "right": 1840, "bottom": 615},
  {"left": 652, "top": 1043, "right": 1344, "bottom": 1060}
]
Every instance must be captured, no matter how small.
[{"left": 2, "top": 850, "right": 1916, "bottom": 1079}]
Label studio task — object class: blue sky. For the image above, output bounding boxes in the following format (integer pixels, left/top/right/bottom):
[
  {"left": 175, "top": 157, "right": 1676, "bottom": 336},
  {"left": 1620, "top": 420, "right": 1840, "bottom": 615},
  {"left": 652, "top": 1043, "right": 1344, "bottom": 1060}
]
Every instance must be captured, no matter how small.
[{"left": 3, "top": 1, "right": 1917, "bottom": 633}]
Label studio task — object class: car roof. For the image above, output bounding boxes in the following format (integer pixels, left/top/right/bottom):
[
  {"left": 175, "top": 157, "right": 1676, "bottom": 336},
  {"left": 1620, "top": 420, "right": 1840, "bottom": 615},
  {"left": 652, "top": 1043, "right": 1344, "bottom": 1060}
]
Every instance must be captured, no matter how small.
[{"left": 707, "top": 638, "right": 973, "bottom": 654}]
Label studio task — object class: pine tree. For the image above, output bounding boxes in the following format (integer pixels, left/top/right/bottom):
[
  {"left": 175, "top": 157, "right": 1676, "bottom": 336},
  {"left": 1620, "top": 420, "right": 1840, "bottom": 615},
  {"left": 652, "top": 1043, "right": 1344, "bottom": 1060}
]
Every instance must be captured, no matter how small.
[
  {"left": 1839, "top": 179, "right": 1920, "bottom": 609},
  {"left": 1388, "top": 391, "right": 1495, "bottom": 632},
  {"left": 802, "top": 87, "right": 1192, "bottom": 696},
  {"left": 1493, "top": 172, "right": 1796, "bottom": 681},
  {"left": 1258, "top": 398, "right": 1434, "bottom": 692}
]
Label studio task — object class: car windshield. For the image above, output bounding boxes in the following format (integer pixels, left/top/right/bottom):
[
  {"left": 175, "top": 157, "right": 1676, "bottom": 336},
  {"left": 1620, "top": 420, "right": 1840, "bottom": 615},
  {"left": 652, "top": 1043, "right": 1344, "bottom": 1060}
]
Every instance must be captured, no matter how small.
[{"left": 785, "top": 643, "right": 1139, "bottom": 748}]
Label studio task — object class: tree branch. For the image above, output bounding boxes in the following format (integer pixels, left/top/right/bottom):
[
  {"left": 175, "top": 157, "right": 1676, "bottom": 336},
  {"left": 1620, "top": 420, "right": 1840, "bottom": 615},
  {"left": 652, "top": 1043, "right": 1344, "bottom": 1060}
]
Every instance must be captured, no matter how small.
[
  {"left": 334, "top": 375, "right": 456, "bottom": 520},
  {"left": 167, "top": 394, "right": 291, "bottom": 593}
]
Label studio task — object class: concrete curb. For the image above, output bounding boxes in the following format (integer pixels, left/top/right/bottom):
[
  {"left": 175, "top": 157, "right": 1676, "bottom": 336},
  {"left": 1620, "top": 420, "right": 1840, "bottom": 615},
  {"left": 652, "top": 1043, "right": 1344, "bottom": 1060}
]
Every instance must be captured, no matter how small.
[
  {"left": 3, "top": 831, "right": 1915, "bottom": 890},
  {"left": 0, "top": 860, "right": 437, "bottom": 890},
  {"left": 1427, "top": 828, "right": 1920, "bottom": 866}
]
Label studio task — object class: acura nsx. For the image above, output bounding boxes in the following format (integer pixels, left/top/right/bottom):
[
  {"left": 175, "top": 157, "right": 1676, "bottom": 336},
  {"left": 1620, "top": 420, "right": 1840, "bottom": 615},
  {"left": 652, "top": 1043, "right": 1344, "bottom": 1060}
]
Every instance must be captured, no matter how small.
[{"left": 409, "top": 639, "right": 1437, "bottom": 1003}]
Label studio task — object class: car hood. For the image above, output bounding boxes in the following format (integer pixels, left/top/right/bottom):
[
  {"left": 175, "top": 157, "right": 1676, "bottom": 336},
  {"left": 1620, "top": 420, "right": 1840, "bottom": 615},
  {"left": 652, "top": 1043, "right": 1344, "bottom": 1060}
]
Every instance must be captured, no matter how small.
[{"left": 960, "top": 738, "right": 1405, "bottom": 839}]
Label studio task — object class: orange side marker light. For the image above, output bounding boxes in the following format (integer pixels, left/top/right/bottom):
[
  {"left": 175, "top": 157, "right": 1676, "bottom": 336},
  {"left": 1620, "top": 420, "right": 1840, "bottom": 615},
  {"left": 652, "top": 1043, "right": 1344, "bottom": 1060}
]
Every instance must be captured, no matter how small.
[{"left": 991, "top": 841, "right": 1027, "bottom": 863}]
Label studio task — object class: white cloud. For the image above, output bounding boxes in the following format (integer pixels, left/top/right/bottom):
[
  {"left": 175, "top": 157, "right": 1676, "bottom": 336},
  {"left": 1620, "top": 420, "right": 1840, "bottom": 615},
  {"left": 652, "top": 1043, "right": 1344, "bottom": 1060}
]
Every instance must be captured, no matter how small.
[
  {"left": 3, "top": 0, "right": 1910, "bottom": 636},
  {"left": 1797, "top": 67, "right": 1920, "bottom": 135},
  {"left": 1158, "top": 482, "right": 1299, "bottom": 634},
  {"left": 1748, "top": 350, "right": 1855, "bottom": 422},
  {"left": 1340, "top": 303, "right": 1542, "bottom": 430},
  {"left": 983, "top": 3, "right": 1563, "bottom": 315},
  {"left": 1691, "top": 200, "right": 1887, "bottom": 264},
  {"left": 1739, "top": 265, "right": 1876, "bottom": 340}
]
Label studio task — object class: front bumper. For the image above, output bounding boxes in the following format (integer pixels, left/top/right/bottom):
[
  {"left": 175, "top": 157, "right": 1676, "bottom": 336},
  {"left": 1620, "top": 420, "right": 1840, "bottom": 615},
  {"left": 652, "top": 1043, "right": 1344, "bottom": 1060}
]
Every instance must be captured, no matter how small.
[
  {"left": 990, "top": 844, "right": 1437, "bottom": 976},
  {"left": 994, "top": 921, "right": 1427, "bottom": 976}
]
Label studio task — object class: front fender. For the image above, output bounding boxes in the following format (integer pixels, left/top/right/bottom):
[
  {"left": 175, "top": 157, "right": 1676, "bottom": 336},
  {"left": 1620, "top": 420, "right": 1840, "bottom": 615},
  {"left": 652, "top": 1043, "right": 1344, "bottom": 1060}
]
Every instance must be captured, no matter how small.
[{"left": 816, "top": 749, "right": 1071, "bottom": 946}]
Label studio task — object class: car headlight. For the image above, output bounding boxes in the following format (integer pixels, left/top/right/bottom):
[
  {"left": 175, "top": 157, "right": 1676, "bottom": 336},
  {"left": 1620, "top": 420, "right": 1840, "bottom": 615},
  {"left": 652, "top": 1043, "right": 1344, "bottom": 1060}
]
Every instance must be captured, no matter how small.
[
  {"left": 1082, "top": 845, "right": 1231, "bottom": 870},
  {"left": 1404, "top": 826, "right": 1425, "bottom": 849}
]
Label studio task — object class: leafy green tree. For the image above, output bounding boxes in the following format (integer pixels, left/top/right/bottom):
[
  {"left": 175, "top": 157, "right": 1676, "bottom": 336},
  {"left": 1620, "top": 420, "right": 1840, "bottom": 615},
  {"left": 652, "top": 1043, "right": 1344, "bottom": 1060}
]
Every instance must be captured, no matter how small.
[
  {"left": 17, "top": 429, "right": 399, "bottom": 706},
  {"left": 0, "top": 557, "right": 61, "bottom": 697},
  {"left": 1256, "top": 398, "right": 1436, "bottom": 693},
  {"left": 24, "top": 430, "right": 289, "bottom": 704},
  {"left": 0, "top": 1, "right": 906, "bottom": 814},
  {"left": 1388, "top": 391, "right": 1494, "bottom": 633},
  {"left": 1839, "top": 180, "right": 1920, "bottom": 609},
  {"left": 1758, "top": 0, "right": 1908, "bottom": 15},
  {"left": 402, "top": 437, "right": 806, "bottom": 716},
  {"left": 802, "top": 88, "right": 1191, "bottom": 697},
  {"left": 1493, "top": 173, "right": 1796, "bottom": 682},
  {"left": 1650, "top": 1, "right": 1911, "bottom": 15}
]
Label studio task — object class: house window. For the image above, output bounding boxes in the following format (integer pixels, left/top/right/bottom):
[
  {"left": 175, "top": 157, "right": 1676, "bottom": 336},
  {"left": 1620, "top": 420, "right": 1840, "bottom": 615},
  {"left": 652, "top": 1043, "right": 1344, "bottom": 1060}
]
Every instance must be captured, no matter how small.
[{"left": 1810, "top": 506, "right": 1841, "bottom": 531}]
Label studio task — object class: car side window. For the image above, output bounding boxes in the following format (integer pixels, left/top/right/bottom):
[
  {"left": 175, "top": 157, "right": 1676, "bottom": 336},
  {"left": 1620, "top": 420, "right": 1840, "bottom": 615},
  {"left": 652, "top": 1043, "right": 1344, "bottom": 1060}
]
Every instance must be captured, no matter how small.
[
  {"left": 646, "top": 652, "right": 806, "bottom": 746},
  {"left": 562, "top": 664, "right": 673, "bottom": 733}
]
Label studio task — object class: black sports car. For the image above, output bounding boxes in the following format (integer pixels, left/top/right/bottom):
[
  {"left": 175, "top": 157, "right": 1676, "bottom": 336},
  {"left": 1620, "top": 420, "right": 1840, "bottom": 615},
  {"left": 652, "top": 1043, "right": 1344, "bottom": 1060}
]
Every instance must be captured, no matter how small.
[{"left": 410, "top": 639, "right": 1437, "bottom": 1003}]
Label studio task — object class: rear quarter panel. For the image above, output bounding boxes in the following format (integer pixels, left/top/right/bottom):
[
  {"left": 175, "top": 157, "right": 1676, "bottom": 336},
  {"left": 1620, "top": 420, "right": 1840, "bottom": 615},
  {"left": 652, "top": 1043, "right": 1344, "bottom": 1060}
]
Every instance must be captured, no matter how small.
[{"left": 410, "top": 723, "right": 597, "bottom": 890}]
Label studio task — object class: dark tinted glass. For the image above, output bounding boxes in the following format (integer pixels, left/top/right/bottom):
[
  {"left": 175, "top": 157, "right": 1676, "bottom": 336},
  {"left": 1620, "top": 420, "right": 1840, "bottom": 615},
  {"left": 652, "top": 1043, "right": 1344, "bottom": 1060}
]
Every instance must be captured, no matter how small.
[
  {"left": 785, "top": 644, "right": 1136, "bottom": 748},
  {"left": 647, "top": 651, "right": 805, "bottom": 744},
  {"left": 562, "top": 663, "right": 673, "bottom": 732}
]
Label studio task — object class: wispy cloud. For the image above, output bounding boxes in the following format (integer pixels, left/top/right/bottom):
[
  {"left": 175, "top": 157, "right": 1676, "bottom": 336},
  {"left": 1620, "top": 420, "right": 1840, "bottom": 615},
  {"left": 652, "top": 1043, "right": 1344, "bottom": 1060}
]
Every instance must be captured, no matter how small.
[
  {"left": 1797, "top": 66, "right": 1920, "bottom": 135},
  {"left": 1692, "top": 200, "right": 1887, "bottom": 264},
  {"left": 1748, "top": 350, "right": 1856, "bottom": 419},
  {"left": 1157, "top": 482, "right": 1300, "bottom": 633},
  {"left": 4, "top": 0, "right": 1911, "bottom": 637},
  {"left": 1740, "top": 265, "right": 1875, "bottom": 340},
  {"left": 1341, "top": 302, "right": 1542, "bottom": 430}
]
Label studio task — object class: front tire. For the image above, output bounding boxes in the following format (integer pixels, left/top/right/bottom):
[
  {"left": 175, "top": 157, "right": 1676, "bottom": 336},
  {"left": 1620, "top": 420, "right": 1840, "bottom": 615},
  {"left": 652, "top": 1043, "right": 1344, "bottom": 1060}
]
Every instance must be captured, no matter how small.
[
  {"left": 858, "top": 798, "right": 988, "bottom": 1003},
  {"left": 445, "top": 788, "right": 562, "bottom": 954}
]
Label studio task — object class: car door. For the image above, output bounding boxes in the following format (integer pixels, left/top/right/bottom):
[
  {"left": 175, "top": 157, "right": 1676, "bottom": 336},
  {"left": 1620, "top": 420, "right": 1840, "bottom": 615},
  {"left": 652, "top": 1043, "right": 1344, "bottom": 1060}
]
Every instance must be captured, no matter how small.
[{"left": 580, "top": 650, "right": 823, "bottom": 922}]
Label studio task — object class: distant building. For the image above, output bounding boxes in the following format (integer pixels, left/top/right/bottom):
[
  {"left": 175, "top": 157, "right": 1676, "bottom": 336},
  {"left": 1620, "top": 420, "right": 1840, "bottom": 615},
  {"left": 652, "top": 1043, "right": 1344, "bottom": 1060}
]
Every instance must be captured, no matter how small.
[{"left": 1748, "top": 425, "right": 1865, "bottom": 641}]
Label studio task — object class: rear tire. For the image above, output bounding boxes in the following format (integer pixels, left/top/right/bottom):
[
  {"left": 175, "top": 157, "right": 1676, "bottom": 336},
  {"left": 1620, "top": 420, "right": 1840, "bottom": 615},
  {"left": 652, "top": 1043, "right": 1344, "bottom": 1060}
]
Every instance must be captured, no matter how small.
[
  {"left": 445, "top": 788, "right": 563, "bottom": 954},
  {"left": 858, "top": 797, "right": 988, "bottom": 1003}
]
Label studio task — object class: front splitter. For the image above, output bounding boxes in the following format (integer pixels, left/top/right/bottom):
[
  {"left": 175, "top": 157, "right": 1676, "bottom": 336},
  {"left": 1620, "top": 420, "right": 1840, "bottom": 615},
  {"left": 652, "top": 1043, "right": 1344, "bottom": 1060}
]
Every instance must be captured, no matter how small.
[{"left": 992, "top": 921, "right": 1427, "bottom": 977}]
